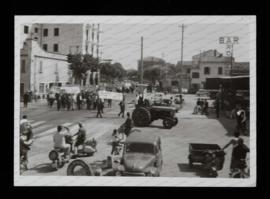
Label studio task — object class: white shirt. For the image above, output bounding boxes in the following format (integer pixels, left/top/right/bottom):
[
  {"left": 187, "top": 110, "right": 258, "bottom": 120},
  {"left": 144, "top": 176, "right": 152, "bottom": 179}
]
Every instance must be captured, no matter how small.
[
  {"left": 20, "top": 119, "right": 29, "bottom": 125},
  {"left": 53, "top": 130, "right": 68, "bottom": 148}
]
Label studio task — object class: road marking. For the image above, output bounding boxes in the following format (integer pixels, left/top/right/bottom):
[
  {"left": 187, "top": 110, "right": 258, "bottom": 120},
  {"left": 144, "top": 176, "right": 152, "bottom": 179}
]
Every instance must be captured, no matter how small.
[
  {"left": 31, "top": 121, "right": 46, "bottom": 128},
  {"left": 33, "top": 124, "right": 54, "bottom": 133},
  {"left": 34, "top": 122, "right": 74, "bottom": 139}
]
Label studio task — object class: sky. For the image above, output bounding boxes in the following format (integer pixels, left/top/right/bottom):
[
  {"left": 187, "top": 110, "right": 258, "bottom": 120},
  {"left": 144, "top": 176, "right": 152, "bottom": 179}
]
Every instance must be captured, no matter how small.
[{"left": 99, "top": 23, "right": 250, "bottom": 70}]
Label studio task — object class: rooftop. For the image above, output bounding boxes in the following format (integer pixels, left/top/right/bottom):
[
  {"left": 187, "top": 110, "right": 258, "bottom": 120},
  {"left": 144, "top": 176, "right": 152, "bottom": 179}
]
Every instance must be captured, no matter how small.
[{"left": 126, "top": 132, "right": 160, "bottom": 144}]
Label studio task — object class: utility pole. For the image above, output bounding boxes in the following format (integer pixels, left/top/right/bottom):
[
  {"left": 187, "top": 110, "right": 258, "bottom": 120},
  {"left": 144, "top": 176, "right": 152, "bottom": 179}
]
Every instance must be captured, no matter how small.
[
  {"left": 230, "top": 44, "right": 234, "bottom": 76},
  {"left": 91, "top": 24, "right": 95, "bottom": 56},
  {"left": 180, "top": 24, "right": 185, "bottom": 67},
  {"left": 179, "top": 24, "right": 186, "bottom": 93},
  {"left": 140, "top": 36, "right": 143, "bottom": 84}
]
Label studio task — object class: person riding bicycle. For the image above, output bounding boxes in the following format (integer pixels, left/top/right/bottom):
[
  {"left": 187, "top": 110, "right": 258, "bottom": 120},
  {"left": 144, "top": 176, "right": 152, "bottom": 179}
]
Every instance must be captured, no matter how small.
[{"left": 20, "top": 115, "right": 33, "bottom": 170}]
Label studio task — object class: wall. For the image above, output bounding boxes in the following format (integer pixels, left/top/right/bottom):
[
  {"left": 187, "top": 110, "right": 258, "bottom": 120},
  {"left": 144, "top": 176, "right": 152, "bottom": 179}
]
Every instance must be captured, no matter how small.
[
  {"left": 20, "top": 39, "right": 70, "bottom": 96},
  {"left": 39, "top": 24, "right": 85, "bottom": 55}
]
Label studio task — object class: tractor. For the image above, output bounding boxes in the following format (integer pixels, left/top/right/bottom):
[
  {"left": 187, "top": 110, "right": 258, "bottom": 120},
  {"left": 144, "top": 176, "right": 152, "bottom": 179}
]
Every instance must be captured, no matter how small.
[{"left": 132, "top": 103, "right": 178, "bottom": 129}]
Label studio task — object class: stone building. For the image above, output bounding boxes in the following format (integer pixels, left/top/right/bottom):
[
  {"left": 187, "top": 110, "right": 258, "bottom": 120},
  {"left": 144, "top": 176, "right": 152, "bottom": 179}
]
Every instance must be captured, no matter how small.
[{"left": 20, "top": 39, "right": 71, "bottom": 97}]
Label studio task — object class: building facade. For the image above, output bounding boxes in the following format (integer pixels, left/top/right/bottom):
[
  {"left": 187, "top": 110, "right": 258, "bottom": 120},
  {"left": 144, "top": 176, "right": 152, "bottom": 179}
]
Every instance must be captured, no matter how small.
[
  {"left": 20, "top": 23, "right": 102, "bottom": 97},
  {"left": 20, "top": 39, "right": 71, "bottom": 97},
  {"left": 190, "top": 50, "right": 235, "bottom": 90},
  {"left": 20, "top": 23, "right": 99, "bottom": 55}
]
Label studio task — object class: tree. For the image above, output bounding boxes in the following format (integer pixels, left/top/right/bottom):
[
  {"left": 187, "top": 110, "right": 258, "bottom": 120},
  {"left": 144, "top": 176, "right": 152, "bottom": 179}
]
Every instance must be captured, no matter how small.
[
  {"left": 67, "top": 53, "right": 99, "bottom": 84},
  {"left": 143, "top": 66, "right": 161, "bottom": 83},
  {"left": 126, "top": 69, "right": 139, "bottom": 82}
]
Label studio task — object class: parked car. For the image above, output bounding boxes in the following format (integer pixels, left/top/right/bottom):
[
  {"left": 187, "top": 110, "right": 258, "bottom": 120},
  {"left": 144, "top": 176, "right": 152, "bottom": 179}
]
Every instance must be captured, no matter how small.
[{"left": 117, "top": 132, "right": 163, "bottom": 176}]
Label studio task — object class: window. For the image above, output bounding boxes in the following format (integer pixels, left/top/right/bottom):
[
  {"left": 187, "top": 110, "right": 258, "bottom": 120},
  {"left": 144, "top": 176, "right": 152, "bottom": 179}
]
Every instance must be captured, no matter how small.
[
  {"left": 53, "top": 44, "right": 59, "bottom": 52},
  {"left": 192, "top": 72, "right": 200, "bottom": 78},
  {"left": 218, "top": 67, "right": 223, "bottom": 75},
  {"left": 34, "top": 27, "right": 38, "bottom": 33},
  {"left": 39, "top": 61, "right": 43, "bottom": 73},
  {"left": 43, "top": 28, "right": 48, "bottom": 36},
  {"left": 43, "top": 44, "right": 48, "bottom": 51},
  {"left": 24, "top": 26, "right": 29, "bottom": 34},
  {"left": 204, "top": 67, "right": 210, "bottom": 75},
  {"left": 187, "top": 69, "right": 191, "bottom": 74},
  {"left": 39, "top": 83, "right": 45, "bottom": 93},
  {"left": 54, "top": 28, "right": 59, "bottom": 36},
  {"left": 21, "top": 60, "right": 26, "bottom": 73}
]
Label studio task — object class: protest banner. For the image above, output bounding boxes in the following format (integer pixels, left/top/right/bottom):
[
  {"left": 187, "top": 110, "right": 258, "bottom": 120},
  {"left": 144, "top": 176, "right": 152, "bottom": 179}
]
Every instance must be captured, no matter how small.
[
  {"left": 98, "top": 90, "right": 123, "bottom": 101},
  {"left": 60, "top": 86, "right": 81, "bottom": 94}
]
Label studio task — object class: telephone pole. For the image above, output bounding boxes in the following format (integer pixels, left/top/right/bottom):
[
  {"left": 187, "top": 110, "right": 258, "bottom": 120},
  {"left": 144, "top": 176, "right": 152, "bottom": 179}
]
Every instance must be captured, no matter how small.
[
  {"left": 179, "top": 24, "right": 186, "bottom": 93},
  {"left": 140, "top": 36, "right": 144, "bottom": 84},
  {"left": 180, "top": 24, "right": 185, "bottom": 67}
]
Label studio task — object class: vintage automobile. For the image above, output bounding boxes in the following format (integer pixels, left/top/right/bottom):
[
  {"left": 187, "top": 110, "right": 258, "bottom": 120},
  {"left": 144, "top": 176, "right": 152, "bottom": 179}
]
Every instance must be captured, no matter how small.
[
  {"left": 188, "top": 143, "right": 225, "bottom": 177},
  {"left": 117, "top": 132, "right": 163, "bottom": 176}
]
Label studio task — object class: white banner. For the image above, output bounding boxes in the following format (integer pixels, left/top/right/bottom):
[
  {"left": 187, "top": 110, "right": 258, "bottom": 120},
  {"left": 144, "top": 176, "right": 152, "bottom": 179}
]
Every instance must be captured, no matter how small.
[
  {"left": 98, "top": 90, "right": 123, "bottom": 101},
  {"left": 60, "top": 86, "right": 81, "bottom": 94}
]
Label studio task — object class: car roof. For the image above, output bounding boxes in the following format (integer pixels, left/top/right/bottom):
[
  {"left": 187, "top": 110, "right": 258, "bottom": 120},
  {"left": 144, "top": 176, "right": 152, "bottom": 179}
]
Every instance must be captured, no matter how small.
[{"left": 126, "top": 132, "right": 160, "bottom": 144}]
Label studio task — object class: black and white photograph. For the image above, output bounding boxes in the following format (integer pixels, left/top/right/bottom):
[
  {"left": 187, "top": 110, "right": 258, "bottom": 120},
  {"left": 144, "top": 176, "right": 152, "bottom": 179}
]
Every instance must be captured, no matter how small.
[{"left": 14, "top": 16, "right": 256, "bottom": 186}]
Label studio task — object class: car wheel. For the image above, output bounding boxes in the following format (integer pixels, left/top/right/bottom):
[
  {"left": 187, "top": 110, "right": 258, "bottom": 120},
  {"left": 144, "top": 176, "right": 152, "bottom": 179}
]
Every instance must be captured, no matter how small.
[
  {"left": 163, "top": 118, "right": 173, "bottom": 129},
  {"left": 67, "top": 159, "right": 94, "bottom": 176}
]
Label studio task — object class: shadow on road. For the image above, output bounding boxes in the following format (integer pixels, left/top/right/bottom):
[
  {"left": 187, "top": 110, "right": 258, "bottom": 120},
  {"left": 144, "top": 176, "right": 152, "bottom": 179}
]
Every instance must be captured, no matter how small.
[
  {"left": 177, "top": 163, "right": 213, "bottom": 178},
  {"left": 28, "top": 163, "right": 56, "bottom": 173},
  {"left": 206, "top": 109, "right": 236, "bottom": 137}
]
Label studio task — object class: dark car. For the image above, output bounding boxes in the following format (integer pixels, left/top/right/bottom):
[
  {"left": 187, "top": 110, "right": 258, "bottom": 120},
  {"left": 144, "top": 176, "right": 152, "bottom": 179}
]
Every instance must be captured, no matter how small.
[{"left": 119, "top": 132, "right": 163, "bottom": 176}]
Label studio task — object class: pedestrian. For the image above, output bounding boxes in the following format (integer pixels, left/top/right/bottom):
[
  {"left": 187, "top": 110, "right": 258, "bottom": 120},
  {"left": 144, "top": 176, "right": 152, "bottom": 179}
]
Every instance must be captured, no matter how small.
[
  {"left": 67, "top": 94, "right": 72, "bottom": 111},
  {"left": 23, "top": 92, "right": 29, "bottom": 108},
  {"left": 55, "top": 92, "right": 61, "bottom": 111},
  {"left": 108, "top": 99, "right": 112, "bottom": 108},
  {"left": 100, "top": 98, "right": 104, "bottom": 113},
  {"left": 96, "top": 98, "right": 103, "bottom": 118},
  {"left": 77, "top": 93, "right": 82, "bottom": 110},
  {"left": 86, "top": 95, "right": 91, "bottom": 110},
  {"left": 222, "top": 135, "right": 249, "bottom": 176},
  {"left": 61, "top": 93, "right": 66, "bottom": 109},
  {"left": 235, "top": 104, "right": 247, "bottom": 135},
  {"left": 123, "top": 112, "right": 133, "bottom": 136},
  {"left": 20, "top": 115, "right": 33, "bottom": 170},
  {"left": 118, "top": 100, "right": 125, "bottom": 118},
  {"left": 49, "top": 92, "right": 55, "bottom": 108}
]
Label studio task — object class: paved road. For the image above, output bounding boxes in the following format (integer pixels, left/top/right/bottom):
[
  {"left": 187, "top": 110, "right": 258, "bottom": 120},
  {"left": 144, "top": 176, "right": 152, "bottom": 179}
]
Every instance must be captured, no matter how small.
[{"left": 20, "top": 94, "right": 250, "bottom": 177}]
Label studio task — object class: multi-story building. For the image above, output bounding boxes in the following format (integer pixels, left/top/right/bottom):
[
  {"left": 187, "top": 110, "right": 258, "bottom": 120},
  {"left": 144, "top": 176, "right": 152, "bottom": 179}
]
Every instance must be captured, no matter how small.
[
  {"left": 20, "top": 23, "right": 99, "bottom": 55},
  {"left": 20, "top": 38, "right": 71, "bottom": 98},
  {"left": 20, "top": 23, "right": 101, "bottom": 97},
  {"left": 190, "top": 50, "right": 235, "bottom": 90}
]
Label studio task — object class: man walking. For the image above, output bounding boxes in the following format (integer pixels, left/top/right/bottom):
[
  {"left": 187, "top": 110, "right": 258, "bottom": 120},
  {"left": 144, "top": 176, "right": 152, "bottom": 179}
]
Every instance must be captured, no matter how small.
[
  {"left": 118, "top": 100, "right": 125, "bottom": 118},
  {"left": 23, "top": 92, "right": 29, "bottom": 108},
  {"left": 123, "top": 112, "right": 133, "bottom": 136},
  {"left": 55, "top": 92, "right": 61, "bottom": 111},
  {"left": 77, "top": 93, "right": 82, "bottom": 110},
  {"left": 96, "top": 98, "right": 103, "bottom": 118}
]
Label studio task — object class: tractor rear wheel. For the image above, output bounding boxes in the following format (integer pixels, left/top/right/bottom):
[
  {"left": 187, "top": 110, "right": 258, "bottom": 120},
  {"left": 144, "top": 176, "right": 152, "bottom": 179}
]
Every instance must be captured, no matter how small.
[
  {"left": 132, "top": 107, "right": 151, "bottom": 127},
  {"left": 163, "top": 118, "right": 174, "bottom": 129}
]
